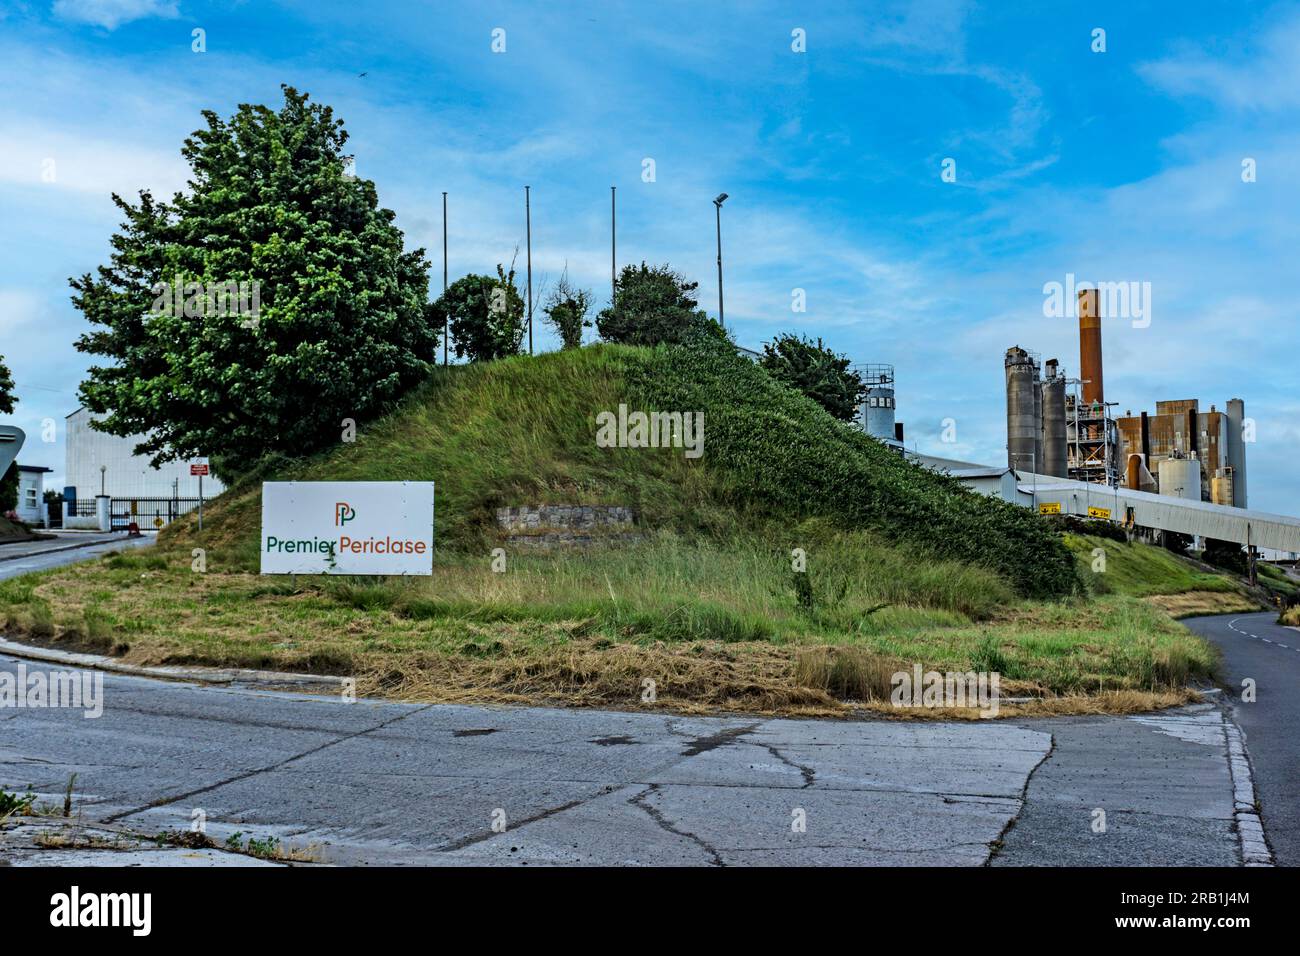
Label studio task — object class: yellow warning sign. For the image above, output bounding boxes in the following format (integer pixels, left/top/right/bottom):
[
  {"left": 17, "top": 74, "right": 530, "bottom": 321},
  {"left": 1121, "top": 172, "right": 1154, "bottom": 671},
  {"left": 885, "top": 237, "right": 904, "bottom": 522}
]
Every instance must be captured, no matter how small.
[
  {"left": 1088, "top": 506, "right": 1112, "bottom": 520},
  {"left": 154, "top": 516, "right": 165, "bottom": 529},
  {"left": 1038, "top": 502, "right": 1061, "bottom": 515}
]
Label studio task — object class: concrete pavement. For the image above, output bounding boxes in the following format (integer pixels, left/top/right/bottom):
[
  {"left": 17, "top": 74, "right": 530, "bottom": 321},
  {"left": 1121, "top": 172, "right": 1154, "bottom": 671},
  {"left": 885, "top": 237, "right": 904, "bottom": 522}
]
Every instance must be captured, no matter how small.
[
  {"left": 0, "top": 542, "right": 1272, "bottom": 867},
  {"left": 0, "top": 657, "right": 1263, "bottom": 866},
  {"left": 1184, "top": 611, "right": 1299, "bottom": 865}
]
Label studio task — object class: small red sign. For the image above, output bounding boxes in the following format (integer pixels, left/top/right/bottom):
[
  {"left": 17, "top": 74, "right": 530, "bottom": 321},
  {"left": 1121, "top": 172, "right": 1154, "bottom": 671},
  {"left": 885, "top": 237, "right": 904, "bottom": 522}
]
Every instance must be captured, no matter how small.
[{"left": 190, "top": 463, "right": 210, "bottom": 476}]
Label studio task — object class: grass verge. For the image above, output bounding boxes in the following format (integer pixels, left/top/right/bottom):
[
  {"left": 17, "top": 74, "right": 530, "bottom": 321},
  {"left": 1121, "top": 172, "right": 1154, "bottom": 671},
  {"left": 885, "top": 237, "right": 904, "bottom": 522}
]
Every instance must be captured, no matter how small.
[{"left": 0, "top": 528, "right": 1220, "bottom": 717}]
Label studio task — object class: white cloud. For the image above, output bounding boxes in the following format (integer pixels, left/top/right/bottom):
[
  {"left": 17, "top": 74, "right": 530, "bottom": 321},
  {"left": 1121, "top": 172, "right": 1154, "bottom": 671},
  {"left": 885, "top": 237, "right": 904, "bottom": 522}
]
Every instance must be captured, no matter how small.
[
  {"left": 52, "top": 0, "right": 179, "bottom": 30},
  {"left": 1138, "top": 11, "right": 1300, "bottom": 111},
  {"left": 0, "top": 121, "right": 188, "bottom": 196}
]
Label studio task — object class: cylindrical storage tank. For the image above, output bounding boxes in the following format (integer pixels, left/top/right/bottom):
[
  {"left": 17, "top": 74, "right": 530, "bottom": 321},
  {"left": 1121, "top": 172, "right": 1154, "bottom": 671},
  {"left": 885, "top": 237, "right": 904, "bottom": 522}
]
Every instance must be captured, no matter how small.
[
  {"left": 1033, "top": 362, "right": 1043, "bottom": 474},
  {"left": 1225, "top": 398, "right": 1247, "bottom": 507},
  {"left": 863, "top": 383, "right": 895, "bottom": 441},
  {"left": 1211, "top": 469, "right": 1235, "bottom": 507},
  {"left": 1041, "top": 361, "right": 1067, "bottom": 477},
  {"left": 857, "top": 364, "right": 896, "bottom": 442},
  {"left": 1005, "top": 347, "right": 1039, "bottom": 471},
  {"left": 1158, "top": 457, "right": 1201, "bottom": 501}
]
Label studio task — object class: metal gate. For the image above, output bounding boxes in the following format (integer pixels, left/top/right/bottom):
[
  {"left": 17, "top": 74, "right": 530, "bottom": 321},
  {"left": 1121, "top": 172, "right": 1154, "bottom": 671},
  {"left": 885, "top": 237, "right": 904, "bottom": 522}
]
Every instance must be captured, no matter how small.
[{"left": 109, "top": 497, "right": 202, "bottom": 531}]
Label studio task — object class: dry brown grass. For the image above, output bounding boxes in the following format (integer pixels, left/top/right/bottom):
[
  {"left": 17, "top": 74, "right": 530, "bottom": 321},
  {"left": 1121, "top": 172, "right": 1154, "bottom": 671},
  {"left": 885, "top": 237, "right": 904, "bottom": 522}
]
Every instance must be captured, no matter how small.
[
  {"left": 0, "top": 541, "right": 1221, "bottom": 721},
  {"left": 1143, "top": 590, "right": 1261, "bottom": 618}
]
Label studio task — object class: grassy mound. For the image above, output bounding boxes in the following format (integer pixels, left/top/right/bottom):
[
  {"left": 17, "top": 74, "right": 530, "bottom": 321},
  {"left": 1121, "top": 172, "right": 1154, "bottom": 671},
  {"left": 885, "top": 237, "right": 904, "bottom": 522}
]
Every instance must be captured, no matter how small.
[
  {"left": 4, "top": 342, "right": 1242, "bottom": 716},
  {"left": 171, "top": 340, "right": 1077, "bottom": 598}
]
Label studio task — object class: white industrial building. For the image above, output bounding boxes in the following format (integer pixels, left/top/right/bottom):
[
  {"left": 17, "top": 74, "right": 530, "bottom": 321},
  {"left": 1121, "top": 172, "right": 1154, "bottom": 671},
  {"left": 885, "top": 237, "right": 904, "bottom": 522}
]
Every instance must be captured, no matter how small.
[{"left": 64, "top": 407, "right": 224, "bottom": 501}]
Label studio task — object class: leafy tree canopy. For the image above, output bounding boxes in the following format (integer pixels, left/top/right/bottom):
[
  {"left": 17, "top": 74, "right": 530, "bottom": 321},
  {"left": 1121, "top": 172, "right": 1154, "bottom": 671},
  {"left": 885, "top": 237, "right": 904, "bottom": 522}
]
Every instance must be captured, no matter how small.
[
  {"left": 543, "top": 267, "right": 592, "bottom": 350},
  {"left": 0, "top": 355, "right": 16, "bottom": 512},
  {"left": 596, "top": 262, "right": 726, "bottom": 347},
  {"left": 759, "top": 334, "right": 865, "bottom": 423},
  {"left": 0, "top": 353, "right": 15, "bottom": 416},
  {"left": 71, "top": 85, "right": 438, "bottom": 475},
  {"left": 435, "top": 264, "right": 526, "bottom": 362}
]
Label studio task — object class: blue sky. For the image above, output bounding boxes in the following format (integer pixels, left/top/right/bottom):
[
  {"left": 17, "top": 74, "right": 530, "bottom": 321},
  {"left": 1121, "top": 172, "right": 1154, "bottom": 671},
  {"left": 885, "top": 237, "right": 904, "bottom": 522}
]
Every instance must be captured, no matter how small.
[{"left": 1, "top": 0, "right": 1298, "bottom": 513}]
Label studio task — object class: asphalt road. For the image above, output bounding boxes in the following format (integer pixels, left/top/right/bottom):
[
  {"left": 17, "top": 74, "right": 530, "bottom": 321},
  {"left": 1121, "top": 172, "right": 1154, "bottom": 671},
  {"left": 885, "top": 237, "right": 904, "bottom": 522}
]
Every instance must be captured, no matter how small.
[
  {"left": 0, "top": 542, "right": 1266, "bottom": 867},
  {"left": 0, "top": 661, "right": 1251, "bottom": 867},
  {"left": 0, "top": 532, "right": 153, "bottom": 580},
  {"left": 1184, "top": 611, "right": 1299, "bottom": 865}
]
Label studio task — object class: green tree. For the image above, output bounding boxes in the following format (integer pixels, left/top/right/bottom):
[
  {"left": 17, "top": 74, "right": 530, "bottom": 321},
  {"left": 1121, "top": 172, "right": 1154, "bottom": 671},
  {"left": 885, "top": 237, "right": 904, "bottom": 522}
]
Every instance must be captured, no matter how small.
[
  {"left": 542, "top": 268, "right": 592, "bottom": 350},
  {"left": 0, "top": 353, "right": 14, "bottom": 415},
  {"left": 759, "top": 334, "right": 865, "bottom": 422},
  {"left": 435, "top": 264, "right": 526, "bottom": 361},
  {"left": 1203, "top": 538, "right": 1248, "bottom": 576},
  {"left": 0, "top": 355, "right": 16, "bottom": 512},
  {"left": 596, "top": 262, "right": 725, "bottom": 347},
  {"left": 70, "top": 86, "right": 438, "bottom": 475}
]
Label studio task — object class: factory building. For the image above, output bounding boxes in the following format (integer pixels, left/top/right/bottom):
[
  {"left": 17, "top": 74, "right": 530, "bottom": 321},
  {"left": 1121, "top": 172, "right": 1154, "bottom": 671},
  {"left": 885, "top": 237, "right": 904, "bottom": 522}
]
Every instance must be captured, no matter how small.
[
  {"left": 1115, "top": 399, "right": 1247, "bottom": 508},
  {"left": 65, "top": 407, "right": 225, "bottom": 501},
  {"left": 1005, "top": 287, "right": 1246, "bottom": 508}
]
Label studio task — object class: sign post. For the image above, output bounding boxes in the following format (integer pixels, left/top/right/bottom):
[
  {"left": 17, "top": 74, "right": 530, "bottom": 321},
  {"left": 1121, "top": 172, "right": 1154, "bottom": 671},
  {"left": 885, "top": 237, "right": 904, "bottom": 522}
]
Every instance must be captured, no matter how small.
[{"left": 190, "top": 462, "right": 209, "bottom": 531}]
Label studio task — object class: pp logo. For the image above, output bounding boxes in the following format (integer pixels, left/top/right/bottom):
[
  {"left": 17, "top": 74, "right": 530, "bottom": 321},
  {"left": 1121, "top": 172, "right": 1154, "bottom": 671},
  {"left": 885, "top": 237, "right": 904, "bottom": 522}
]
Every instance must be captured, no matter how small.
[{"left": 335, "top": 502, "right": 356, "bottom": 526}]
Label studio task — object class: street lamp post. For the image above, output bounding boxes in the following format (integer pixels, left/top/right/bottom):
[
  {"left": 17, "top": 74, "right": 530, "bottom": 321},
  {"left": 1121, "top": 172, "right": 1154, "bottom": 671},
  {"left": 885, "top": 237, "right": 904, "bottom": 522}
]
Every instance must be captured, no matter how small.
[
  {"left": 714, "top": 193, "right": 728, "bottom": 329},
  {"left": 525, "top": 185, "right": 533, "bottom": 356},
  {"left": 442, "top": 191, "right": 448, "bottom": 366}
]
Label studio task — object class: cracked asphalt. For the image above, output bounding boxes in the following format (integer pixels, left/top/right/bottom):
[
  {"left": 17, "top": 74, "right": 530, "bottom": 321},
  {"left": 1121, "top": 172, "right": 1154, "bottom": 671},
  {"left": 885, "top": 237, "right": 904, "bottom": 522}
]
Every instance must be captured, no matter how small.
[{"left": 0, "top": 656, "right": 1255, "bottom": 866}]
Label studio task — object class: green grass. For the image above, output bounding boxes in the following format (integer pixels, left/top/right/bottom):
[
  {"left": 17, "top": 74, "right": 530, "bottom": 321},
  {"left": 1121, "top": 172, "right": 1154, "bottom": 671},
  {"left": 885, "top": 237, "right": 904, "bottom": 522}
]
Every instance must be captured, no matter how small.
[
  {"left": 170, "top": 340, "right": 1078, "bottom": 599},
  {"left": 1065, "top": 534, "right": 1242, "bottom": 598},
  {"left": 1257, "top": 562, "right": 1300, "bottom": 601},
  {"left": 0, "top": 343, "right": 1236, "bottom": 713}
]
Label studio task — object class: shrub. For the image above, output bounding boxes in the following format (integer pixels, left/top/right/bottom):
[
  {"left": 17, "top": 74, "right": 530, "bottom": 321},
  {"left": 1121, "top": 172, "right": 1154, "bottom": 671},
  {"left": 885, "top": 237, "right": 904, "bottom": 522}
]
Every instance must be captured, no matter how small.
[{"left": 596, "top": 262, "right": 726, "bottom": 347}]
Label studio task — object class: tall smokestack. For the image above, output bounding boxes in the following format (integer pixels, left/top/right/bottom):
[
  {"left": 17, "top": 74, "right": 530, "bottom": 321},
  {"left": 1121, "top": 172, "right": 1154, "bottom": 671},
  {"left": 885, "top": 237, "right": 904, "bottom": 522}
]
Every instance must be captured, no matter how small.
[{"left": 1078, "top": 288, "right": 1103, "bottom": 406}]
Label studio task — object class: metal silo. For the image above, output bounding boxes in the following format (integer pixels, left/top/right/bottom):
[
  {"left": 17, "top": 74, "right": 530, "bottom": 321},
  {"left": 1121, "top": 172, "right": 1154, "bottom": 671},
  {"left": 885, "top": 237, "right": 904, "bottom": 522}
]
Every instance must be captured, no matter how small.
[
  {"left": 1041, "top": 359, "right": 1067, "bottom": 477},
  {"left": 1211, "top": 468, "right": 1235, "bottom": 507},
  {"left": 1005, "top": 347, "right": 1039, "bottom": 472},
  {"left": 1225, "top": 398, "right": 1248, "bottom": 507},
  {"left": 1158, "top": 455, "right": 1202, "bottom": 501},
  {"left": 858, "top": 364, "right": 896, "bottom": 441}
]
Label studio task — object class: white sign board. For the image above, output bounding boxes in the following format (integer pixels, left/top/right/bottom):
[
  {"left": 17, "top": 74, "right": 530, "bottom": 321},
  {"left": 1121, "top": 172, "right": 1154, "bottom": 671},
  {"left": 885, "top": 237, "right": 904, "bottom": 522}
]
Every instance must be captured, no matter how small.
[{"left": 260, "top": 481, "right": 435, "bottom": 575}]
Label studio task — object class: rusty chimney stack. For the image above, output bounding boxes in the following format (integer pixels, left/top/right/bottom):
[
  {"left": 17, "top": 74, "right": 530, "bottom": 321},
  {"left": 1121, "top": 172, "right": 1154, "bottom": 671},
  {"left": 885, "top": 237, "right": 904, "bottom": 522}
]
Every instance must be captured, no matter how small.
[{"left": 1078, "top": 288, "right": 1103, "bottom": 406}]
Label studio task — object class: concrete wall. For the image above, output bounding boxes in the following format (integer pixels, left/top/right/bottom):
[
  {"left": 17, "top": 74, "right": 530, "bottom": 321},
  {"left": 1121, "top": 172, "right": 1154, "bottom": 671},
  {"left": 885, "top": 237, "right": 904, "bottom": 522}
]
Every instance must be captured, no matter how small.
[{"left": 63, "top": 496, "right": 110, "bottom": 531}]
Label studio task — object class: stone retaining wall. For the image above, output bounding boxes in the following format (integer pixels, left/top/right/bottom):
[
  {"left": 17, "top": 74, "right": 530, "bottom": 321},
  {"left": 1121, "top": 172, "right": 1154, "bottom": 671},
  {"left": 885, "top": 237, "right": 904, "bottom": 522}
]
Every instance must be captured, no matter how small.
[{"left": 496, "top": 505, "right": 638, "bottom": 549}]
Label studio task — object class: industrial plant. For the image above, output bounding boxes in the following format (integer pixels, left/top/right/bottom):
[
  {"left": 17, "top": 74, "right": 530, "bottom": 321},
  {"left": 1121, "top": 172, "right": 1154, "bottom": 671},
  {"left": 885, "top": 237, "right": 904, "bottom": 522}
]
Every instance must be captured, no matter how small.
[
  {"left": 1003, "top": 288, "right": 1248, "bottom": 508},
  {"left": 854, "top": 286, "right": 1300, "bottom": 572}
]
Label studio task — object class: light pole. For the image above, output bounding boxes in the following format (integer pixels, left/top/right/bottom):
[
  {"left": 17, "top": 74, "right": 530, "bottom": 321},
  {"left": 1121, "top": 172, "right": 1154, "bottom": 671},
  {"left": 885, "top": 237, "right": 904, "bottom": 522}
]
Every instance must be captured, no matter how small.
[
  {"left": 610, "top": 186, "right": 617, "bottom": 304},
  {"left": 442, "top": 191, "right": 448, "bottom": 366},
  {"left": 99, "top": 464, "right": 106, "bottom": 497},
  {"left": 714, "top": 193, "right": 728, "bottom": 328},
  {"left": 525, "top": 185, "right": 533, "bottom": 356}
]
